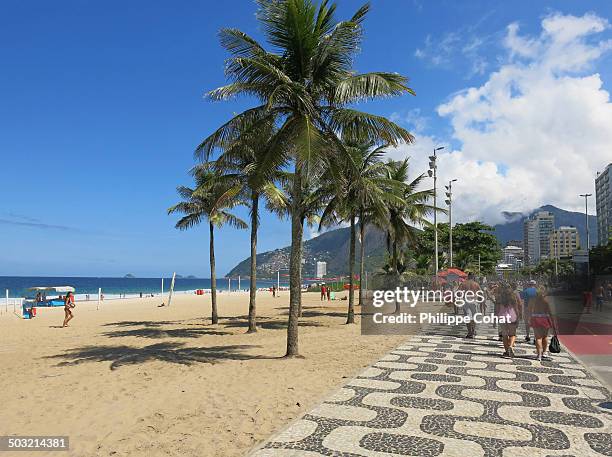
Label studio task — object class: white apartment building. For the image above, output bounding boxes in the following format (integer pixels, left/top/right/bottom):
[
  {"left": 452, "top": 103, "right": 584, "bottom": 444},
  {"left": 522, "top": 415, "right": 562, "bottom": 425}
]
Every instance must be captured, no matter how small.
[
  {"left": 523, "top": 211, "right": 555, "bottom": 265},
  {"left": 503, "top": 245, "right": 524, "bottom": 270},
  {"left": 316, "top": 261, "right": 327, "bottom": 278},
  {"left": 596, "top": 163, "right": 612, "bottom": 245}
]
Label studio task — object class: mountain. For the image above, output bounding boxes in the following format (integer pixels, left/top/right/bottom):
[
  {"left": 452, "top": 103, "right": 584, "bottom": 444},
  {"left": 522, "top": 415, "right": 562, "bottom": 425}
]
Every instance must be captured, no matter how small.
[
  {"left": 227, "top": 205, "right": 597, "bottom": 277},
  {"left": 492, "top": 205, "right": 598, "bottom": 247},
  {"left": 227, "top": 224, "right": 388, "bottom": 278}
]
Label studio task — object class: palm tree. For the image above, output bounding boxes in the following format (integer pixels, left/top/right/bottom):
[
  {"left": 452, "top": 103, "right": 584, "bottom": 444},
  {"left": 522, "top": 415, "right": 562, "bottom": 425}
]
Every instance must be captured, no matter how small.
[
  {"left": 320, "top": 141, "right": 402, "bottom": 323},
  {"left": 265, "top": 168, "right": 330, "bottom": 318},
  {"left": 196, "top": 121, "right": 284, "bottom": 333},
  {"left": 168, "top": 170, "right": 247, "bottom": 324},
  {"left": 199, "top": 0, "right": 414, "bottom": 356},
  {"left": 382, "top": 159, "right": 437, "bottom": 275}
]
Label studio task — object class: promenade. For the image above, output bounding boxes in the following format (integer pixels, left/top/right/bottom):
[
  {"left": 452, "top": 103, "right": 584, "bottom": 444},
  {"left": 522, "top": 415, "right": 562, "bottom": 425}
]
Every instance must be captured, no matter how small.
[{"left": 253, "top": 315, "right": 612, "bottom": 456}]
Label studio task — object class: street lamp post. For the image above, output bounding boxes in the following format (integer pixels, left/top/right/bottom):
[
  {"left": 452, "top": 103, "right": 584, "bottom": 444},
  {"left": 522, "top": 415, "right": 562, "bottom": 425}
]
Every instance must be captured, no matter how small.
[
  {"left": 428, "top": 147, "right": 444, "bottom": 274},
  {"left": 579, "top": 193, "right": 592, "bottom": 281},
  {"left": 445, "top": 179, "right": 458, "bottom": 267}
]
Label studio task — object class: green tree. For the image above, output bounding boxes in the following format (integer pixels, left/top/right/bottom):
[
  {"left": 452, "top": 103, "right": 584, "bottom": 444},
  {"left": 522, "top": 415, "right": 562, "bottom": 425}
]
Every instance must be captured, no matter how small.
[
  {"left": 265, "top": 168, "right": 330, "bottom": 318},
  {"left": 589, "top": 236, "right": 612, "bottom": 274},
  {"left": 382, "top": 159, "right": 435, "bottom": 274},
  {"left": 533, "top": 258, "right": 575, "bottom": 281},
  {"left": 417, "top": 222, "right": 501, "bottom": 275},
  {"left": 196, "top": 120, "right": 284, "bottom": 333},
  {"left": 320, "top": 142, "right": 402, "bottom": 322},
  {"left": 168, "top": 170, "right": 247, "bottom": 324},
  {"left": 200, "top": 0, "right": 414, "bottom": 356}
]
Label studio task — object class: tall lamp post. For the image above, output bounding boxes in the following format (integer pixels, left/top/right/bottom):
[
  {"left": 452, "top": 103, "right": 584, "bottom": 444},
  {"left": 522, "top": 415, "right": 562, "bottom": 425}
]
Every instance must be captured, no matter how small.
[
  {"left": 445, "top": 179, "right": 458, "bottom": 267},
  {"left": 579, "top": 193, "right": 592, "bottom": 281},
  {"left": 428, "top": 146, "right": 445, "bottom": 274}
]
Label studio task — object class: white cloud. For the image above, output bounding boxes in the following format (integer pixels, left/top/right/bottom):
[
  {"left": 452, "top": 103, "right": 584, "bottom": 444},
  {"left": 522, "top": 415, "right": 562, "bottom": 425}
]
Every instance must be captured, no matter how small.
[
  {"left": 390, "top": 108, "right": 429, "bottom": 133},
  {"left": 414, "top": 14, "right": 494, "bottom": 77},
  {"left": 394, "top": 12, "right": 612, "bottom": 227}
]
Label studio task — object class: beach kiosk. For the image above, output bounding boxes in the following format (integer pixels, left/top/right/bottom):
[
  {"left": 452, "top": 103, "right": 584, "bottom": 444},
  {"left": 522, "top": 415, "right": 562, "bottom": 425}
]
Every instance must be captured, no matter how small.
[{"left": 22, "top": 286, "right": 75, "bottom": 319}]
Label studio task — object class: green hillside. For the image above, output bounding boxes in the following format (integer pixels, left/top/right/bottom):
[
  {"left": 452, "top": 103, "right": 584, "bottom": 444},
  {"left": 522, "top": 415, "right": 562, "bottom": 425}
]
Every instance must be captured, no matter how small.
[{"left": 227, "top": 224, "right": 388, "bottom": 278}]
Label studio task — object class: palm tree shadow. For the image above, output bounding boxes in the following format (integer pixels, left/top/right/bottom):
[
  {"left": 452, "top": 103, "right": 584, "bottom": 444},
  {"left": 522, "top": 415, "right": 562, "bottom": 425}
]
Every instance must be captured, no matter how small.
[
  {"left": 293, "top": 310, "right": 349, "bottom": 319},
  {"left": 102, "top": 327, "right": 231, "bottom": 339},
  {"left": 274, "top": 306, "right": 349, "bottom": 319},
  {"left": 45, "top": 342, "right": 271, "bottom": 370},
  {"left": 101, "top": 320, "right": 183, "bottom": 328},
  {"left": 220, "top": 316, "right": 323, "bottom": 330}
]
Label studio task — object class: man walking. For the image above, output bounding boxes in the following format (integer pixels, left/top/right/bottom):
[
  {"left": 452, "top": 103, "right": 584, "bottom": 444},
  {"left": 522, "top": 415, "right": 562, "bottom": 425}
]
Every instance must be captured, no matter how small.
[
  {"left": 595, "top": 284, "right": 605, "bottom": 312},
  {"left": 521, "top": 280, "right": 537, "bottom": 343}
]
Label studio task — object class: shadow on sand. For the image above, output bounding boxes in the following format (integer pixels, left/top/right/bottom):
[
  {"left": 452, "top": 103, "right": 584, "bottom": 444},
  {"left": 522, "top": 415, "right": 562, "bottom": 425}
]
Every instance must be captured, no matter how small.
[
  {"left": 275, "top": 306, "right": 352, "bottom": 319},
  {"left": 101, "top": 320, "right": 185, "bottom": 328},
  {"left": 102, "top": 327, "right": 231, "bottom": 339},
  {"left": 45, "top": 342, "right": 271, "bottom": 370},
  {"left": 220, "top": 315, "right": 324, "bottom": 330}
]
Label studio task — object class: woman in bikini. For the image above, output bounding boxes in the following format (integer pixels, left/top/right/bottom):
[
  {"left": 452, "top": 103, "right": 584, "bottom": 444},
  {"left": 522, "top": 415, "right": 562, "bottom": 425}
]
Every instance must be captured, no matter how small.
[
  {"left": 530, "top": 289, "right": 555, "bottom": 361},
  {"left": 62, "top": 291, "right": 76, "bottom": 327}
]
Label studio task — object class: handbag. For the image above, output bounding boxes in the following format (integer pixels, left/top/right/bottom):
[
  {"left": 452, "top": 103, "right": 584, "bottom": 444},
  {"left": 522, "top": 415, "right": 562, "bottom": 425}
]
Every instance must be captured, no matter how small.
[{"left": 549, "top": 335, "right": 561, "bottom": 354}]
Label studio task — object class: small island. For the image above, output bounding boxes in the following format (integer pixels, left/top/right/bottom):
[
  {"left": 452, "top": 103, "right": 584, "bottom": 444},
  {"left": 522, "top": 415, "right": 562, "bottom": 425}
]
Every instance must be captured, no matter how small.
[{"left": 124, "top": 273, "right": 135, "bottom": 278}]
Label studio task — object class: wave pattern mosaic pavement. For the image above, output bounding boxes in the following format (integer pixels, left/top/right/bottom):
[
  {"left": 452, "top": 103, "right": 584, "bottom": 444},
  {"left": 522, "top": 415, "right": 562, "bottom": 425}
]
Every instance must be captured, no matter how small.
[{"left": 252, "top": 318, "right": 612, "bottom": 456}]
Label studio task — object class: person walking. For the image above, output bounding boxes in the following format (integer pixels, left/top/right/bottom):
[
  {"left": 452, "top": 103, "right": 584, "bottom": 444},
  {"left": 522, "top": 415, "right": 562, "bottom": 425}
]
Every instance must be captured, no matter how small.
[
  {"left": 62, "top": 291, "right": 76, "bottom": 327},
  {"left": 326, "top": 285, "right": 331, "bottom": 302},
  {"left": 320, "top": 284, "right": 326, "bottom": 301},
  {"left": 459, "top": 273, "right": 481, "bottom": 339},
  {"left": 497, "top": 283, "right": 522, "bottom": 358},
  {"left": 530, "top": 289, "right": 556, "bottom": 361},
  {"left": 487, "top": 282, "right": 502, "bottom": 341},
  {"left": 521, "top": 280, "right": 537, "bottom": 343},
  {"left": 595, "top": 284, "right": 605, "bottom": 312}
]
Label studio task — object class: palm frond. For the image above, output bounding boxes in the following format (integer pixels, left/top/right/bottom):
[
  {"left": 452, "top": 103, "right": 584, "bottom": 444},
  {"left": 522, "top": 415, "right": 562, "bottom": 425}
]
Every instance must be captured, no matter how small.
[
  {"left": 333, "top": 72, "right": 415, "bottom": 104},
  {"left": 325, "top": 108, "right": 414, "bottom": 146}
]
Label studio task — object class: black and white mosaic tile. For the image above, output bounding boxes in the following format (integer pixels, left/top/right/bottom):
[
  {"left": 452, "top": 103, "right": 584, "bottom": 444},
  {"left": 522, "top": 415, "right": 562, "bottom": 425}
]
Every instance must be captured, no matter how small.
[{"left": 252, "top": 306, "right": 612, "bottom": 457}]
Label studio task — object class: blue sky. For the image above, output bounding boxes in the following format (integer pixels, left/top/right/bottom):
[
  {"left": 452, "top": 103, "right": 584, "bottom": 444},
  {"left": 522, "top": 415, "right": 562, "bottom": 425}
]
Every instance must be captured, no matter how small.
[{"left": 2, "top": 0, "right": 611, "bottom": 277}]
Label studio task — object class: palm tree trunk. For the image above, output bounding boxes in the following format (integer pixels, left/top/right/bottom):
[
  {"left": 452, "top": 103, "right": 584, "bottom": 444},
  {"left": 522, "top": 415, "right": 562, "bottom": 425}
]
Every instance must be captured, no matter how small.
[
  {"left": 247, "top": 191, "right": 259, "bottom": 333},
  {"left": 392, "top": 238, "right": 401, "bottom": 314},
  {"left": 392, "top": 239, "right": 398, "bottom": 273},
  {"left": 209, "top": 222, "right": 218, "bottom": 325},
  {"left": 358, "top": 217, "right": 366, "bottom": 308},
  {"left": 298, "top": 216, "right": 305, "bottom": 318},
  {"left": 286, "top": 172, "right": 303, "bottom": 357},
  {"left": 347, "top": 215, "right": 356, "bottom": 324}
]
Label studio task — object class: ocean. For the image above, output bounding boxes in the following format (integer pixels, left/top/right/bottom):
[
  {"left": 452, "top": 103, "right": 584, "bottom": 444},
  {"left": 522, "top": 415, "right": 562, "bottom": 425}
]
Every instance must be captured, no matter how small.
[{"left": 0, "top": 276, "right": 287, "bottom": 300}]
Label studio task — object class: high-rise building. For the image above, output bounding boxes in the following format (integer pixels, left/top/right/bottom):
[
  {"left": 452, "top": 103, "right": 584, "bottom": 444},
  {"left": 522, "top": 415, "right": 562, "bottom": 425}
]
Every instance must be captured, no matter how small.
[
  {"left": 502, "top": 245, "right": 524, "bottom": 270},
  {"left": 524, "top": 219, "right": 536, "bottom": 265},
  {"left": 316, "top": 261, "right": 327, "bottom": 278},
  {"left": 549, "top": 226, "right": 580, "bottom": 259},
  {"left": 523, "top": 210, "right": 555, "bottom": 265},
  {"left": 595, "top": 163, "right": 612, "bottom": 246}
]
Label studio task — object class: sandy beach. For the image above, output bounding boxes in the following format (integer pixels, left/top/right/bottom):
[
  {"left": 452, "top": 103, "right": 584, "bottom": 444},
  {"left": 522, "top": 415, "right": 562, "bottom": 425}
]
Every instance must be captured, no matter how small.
[{"left": 0, "top": 291, "right": 406, "bottom": 457}]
